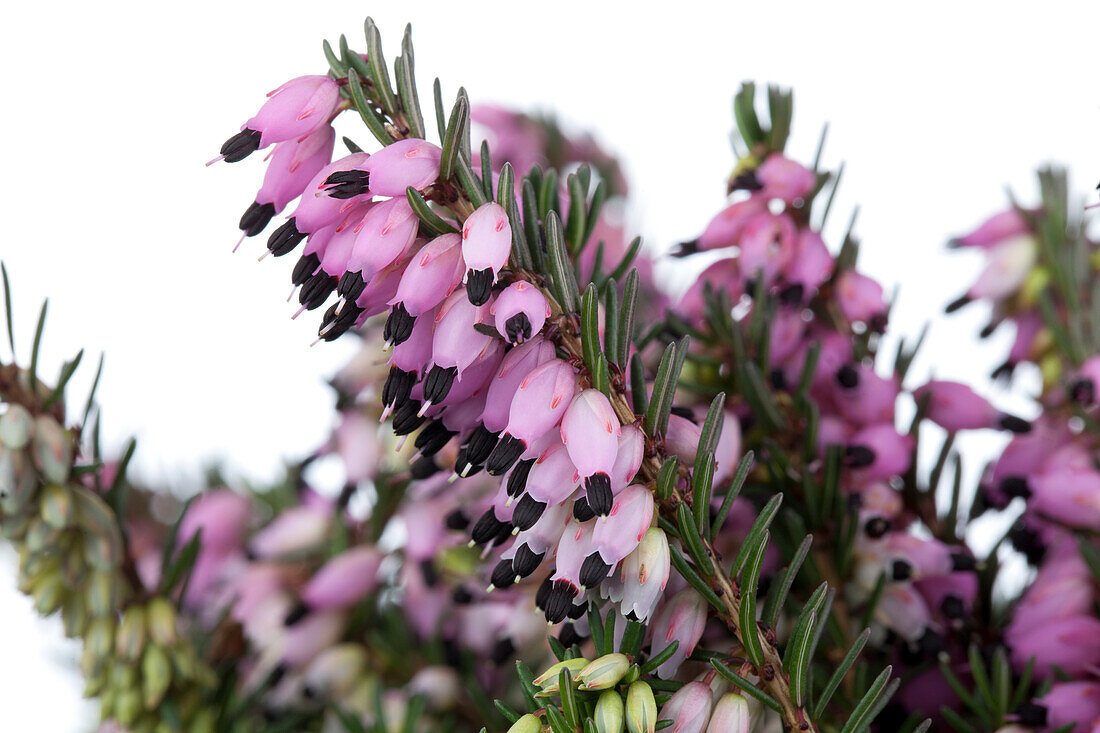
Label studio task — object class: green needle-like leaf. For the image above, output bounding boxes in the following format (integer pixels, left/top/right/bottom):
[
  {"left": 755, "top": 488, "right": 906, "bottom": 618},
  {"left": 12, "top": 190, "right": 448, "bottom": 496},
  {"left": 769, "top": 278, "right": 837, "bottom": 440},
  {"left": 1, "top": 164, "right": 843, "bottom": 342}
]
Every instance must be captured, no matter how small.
[
  {"left": 28, "top": 299, "right": 48, "bottom": 398},
  {"left": 347, "top": 71, "right": 394, "bottom": 145},
  {"left": 762, "top": 534, "right": 812, "bottom": 628},
  {"left": 617, "top": 269, "right": 639, "bottom": 367},
  {"left": 581, "top": 283, "right": 601, "bottom": 374},
  {"left": 545, "top": 212, "right": 579, "bottom": 312},
  {"left": 731, "top": 494, "right": 783, "bottom": 578},
  {"left": 406, "top": 187, "right": 459, "bottom": 235},
  {"left": 363, "top": 18, "right": 398, "bottom": 115},
  {"left": 710, "top": 660, "right": 782, "bottom": 713},
  {"left": 840, "top": 665, "right": 894, "bottom": 733},
  {"left": 440, "top": 94, "right": 469, "bottom": 181},
  {"left": 711, "top": 452, "right": 754, "bottom": 538},
  {"left": 738, "top": 530, "right": 768, "bottom": 666}
]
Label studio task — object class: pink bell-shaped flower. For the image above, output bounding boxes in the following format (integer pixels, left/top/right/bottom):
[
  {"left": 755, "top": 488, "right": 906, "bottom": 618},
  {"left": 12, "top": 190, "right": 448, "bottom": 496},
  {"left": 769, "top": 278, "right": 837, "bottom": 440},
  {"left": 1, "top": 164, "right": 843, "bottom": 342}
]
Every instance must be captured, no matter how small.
[
  {"left": 650, "top": 588, "right": 708, "bottom": 678},
  {"left": 492, "top": 280, "right": 550, "bottom": 344},
  {"left": 836, "top": 270, "right": 887, "bottom": 330},
  {"left": 950, "top": 208, "right": 1030, "bottom": 250},
  {"left": 756, "top": 153, "right": 816, "bottom": 204},
  {"left": 238, "top": 126, "right": 336, "bottom": 243},
  {"left": 297, "top": 546, "right": 383, "bottom": 615},
  {"left": 218, "top": 75, "right": 341, "bottom": 161},
  {"left": 362, "top": 138, "right": 442, "bottom": 196},
  {"left": 620, "top": 528, "right": 670, "bottom": 622},
  {"left": 659, "top": 680, "right": 713, "bottom": 733},
  {"left": 586, "top": 484, "right": 654, "bottom": 586},
  {"left": 486, "top": 359, "right": 578, "bottom": 476},
  {"left": 561, "top": 389, "right": 622, "bottom": 516},
  {"left": 339, "top": 197, "right": 419, "bottom": 304},
  {"left": 461, "top": 202, "right": 513, "bottom": 305},
  {"left": 389, "top": 233, "right": 465, "bottom": 318},
  {"left": 267, "top": 154, "right": 371, "bottom": 257}
]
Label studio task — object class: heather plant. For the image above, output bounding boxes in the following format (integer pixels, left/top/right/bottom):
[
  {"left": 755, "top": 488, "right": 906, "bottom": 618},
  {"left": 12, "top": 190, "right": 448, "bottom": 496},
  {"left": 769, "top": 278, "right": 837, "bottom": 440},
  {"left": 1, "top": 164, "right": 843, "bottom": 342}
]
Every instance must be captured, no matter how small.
[{"left": 1, "top": 16, "right": 1098, "bottom": 733}]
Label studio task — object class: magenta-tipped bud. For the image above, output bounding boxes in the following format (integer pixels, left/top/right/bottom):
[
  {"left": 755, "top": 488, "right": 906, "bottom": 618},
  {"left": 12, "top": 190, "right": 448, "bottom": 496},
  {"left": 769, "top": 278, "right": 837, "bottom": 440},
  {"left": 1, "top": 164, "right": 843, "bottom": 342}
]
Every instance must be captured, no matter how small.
[
  {"left": 1034, "top": 681, "right": 1100, "bottom": 733},
  {"left": 461, "top": 202, "right": 512, "bottom": 305},
  {"left": 491, "top": 281, "right": 550, "bottom": 344},
  {"left": 300, "top": 546, "right": 383, "bottom": 612},
  {"left": 591, "top": 484, "right": 654, "bottom": 566},
  {"left": 650, "top": 588, "right": 708, "bottom": 678},
  {"left": 659, "top": 680, "right": 713, "bottom": 733},
  {"left": 390, "top": 233, "right": 465, "bottom": 316},
  {"left": 220, "top": 75, "right": 340, "bottom": 161},
  {"left": 363, "top": 138, "right": 442, "bottom": 196},
  {"left": 487, "top": 359, "right": 578, "bottom": 475},
  {"left": 562, "top": 389, "right": 621, "bottom": 516}
]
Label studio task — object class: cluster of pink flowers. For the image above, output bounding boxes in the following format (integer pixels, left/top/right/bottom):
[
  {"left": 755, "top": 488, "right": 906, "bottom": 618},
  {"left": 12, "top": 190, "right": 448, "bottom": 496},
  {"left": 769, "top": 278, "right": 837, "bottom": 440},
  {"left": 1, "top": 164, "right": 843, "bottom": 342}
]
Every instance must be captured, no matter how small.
[{"left": 946, "top": 206, "right": 1100, "bottom": 731}]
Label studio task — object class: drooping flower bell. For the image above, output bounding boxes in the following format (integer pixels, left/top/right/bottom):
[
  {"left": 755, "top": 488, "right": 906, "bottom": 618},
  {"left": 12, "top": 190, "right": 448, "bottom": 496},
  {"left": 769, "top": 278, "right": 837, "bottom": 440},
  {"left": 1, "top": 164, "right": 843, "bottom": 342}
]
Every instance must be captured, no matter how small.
[
  {"left": 461, "top": 202, "right": 513, "bottom": 305},
  {"left": 491, "top": 281, "right": 550, "bottom": 344},
  {"left": 659, "top": 680, "right": 713, "bottom": 733},
  {"left": 486, "top": 358, "right": 578, "bottom": 476},
  {"left": 617, "top": 527, "right": 670, "bottom": 622},
  {"left": 237, "top": 126, "right": 335, "bottom": 244},
  {"left": 337, "top": 197, "right": 420, "bottom": 305},
  {"left": 649, "top": 588, "right": 709, "bottom": 678},
  {"left": 217, "top": 76, "right": 341, "bottom": 163},
  {"left": 913, "top": 380, "right": 1030, "bottom": 433},
  {"left": 755, "top": 153, "right": 816, "bottom": 204},
  {"left": 561, "top": 389, "right": 622, "bottom": 515},
  {"left": 386, "top": 233, "right": 465, "bottom": 343},
  {"left": 421, "top": 288, "right": 495, "bottom": 411},
  {"left": 267, "top": 154, "right": 371, "bottom": 257}
]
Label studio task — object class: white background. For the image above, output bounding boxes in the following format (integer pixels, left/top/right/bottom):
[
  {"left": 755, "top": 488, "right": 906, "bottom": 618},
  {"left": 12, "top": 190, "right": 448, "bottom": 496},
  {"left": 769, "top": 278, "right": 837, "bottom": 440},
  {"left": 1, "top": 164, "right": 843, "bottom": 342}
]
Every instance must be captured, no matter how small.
[{"left": 1, "top": 1, "right": 1098, "bottom": 728}]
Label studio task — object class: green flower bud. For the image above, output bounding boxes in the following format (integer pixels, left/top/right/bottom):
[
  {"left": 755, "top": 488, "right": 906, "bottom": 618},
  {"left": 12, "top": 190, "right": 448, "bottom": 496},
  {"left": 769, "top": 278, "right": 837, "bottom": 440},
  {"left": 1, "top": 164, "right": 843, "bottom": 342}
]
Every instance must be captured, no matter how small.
[
  {"left": 114, "top": 688, "right": 143, "bottom": 726},
  {"left": 62, "top": 592, "right": 87, "bottom": 638},
  {"left": 111, "top": 658, "right": 138, "bottom": 689},
  {"left": 0, "top": 404, "right": 34, "bottom": 449},
  {"left": 533, "top": 657, "right": 590, "bottom": 687},
  {"left": 507, "top": 713, "right": 543, "bottom": 733},
  {"left": 579, "top": 653, "right": 632, "bottom": 690},
  {"left": 86, "top": 570, "right": 118, "bottom": 617},
  {"left": 0, "top": 448, "right": 37, "bottom": 515},
  {"left": 142, "top": 644, "right": 173, "bottom": 710},
  {"left": 31, "top": 416, "right": 71, "bottom": 484},
  {"left": 84, "top": 617, "right": 115, "bottom": 670},
  {"left": 595, "top": 689, "right": 626, "bottom": 733},
  {"left": 145, "top": 597, "right": 178, "bottom": 647},
  {"left": 39, "top": 482, "right": 73, "bottom": 529},
  {"left": 116, "top": 605, "right": 148, "bottom": 662},
  {"left": 626, "top": 681, "right": 657, "bottom": 733},
  {"left": 31, "top": 570, "right": 64, "bottom": 615},
  {"left": 24, "top": 516, "right": 59, "bottom": 554}
]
